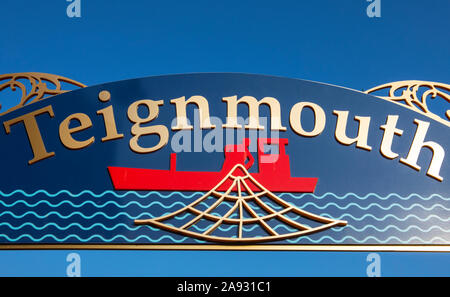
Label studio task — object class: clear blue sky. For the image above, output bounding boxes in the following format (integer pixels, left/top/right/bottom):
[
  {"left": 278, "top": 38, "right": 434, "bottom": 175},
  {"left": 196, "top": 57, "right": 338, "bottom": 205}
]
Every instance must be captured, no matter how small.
[
  {"left": 0, "top": 0, "right": 449, "bottom": 276},
  {"left": 1, "top": 0, "right": 449, "bottom": 90}
]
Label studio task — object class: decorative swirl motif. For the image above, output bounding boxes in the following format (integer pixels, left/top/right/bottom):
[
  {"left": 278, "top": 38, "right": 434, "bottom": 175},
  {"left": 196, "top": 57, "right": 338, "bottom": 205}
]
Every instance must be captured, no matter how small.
[
  {"left": 365, "top": 80, "right": 450, "bottom": 127},
  {"left": 0, "top": 72, "right": 86, "bottom": 116}
]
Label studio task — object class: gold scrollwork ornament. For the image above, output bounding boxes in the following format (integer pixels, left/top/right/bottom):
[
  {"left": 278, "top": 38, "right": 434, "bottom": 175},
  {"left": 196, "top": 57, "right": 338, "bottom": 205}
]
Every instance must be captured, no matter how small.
[
  {"left": 0, "top": 72, "right": 86, "bottom": 116},
  {"left": 365, "top": 80, "right": 450, "bottom": 127}
]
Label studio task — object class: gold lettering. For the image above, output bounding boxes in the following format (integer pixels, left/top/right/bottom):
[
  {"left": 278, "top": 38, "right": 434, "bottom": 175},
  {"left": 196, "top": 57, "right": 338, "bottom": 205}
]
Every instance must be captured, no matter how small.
[
  {"left": 290, "top": 102, "right": 326, "bottom": 137},
  {"left": 59, "top": 113, "right": 94, "bottom": 150},
  {"left": 400, "top": 119, "right": 444, "bottom": 182},
  {"left": 3, "top": 105, "right": 55, "bottom": 165},
  {"left": 97, "top": 105, "right": 124, "bottom": 142},
  {"left": 333, "top": 110, "right": 372, "bottom": 151},
  {"left": 171, "top": 96, "right": 216, "bottom": 130},
  {"left": 96, "top": 91, "right": 124, "bottom": 142},
  {"left": 98, "top": 90, "right": 111, "bottom": 102},
  {"left": 380, "top": 115, "right": 403, "bottom": 159},
  {"left": 127, "top": 99, "right": 169, "bottom": 153},
  {"left": 95, "top": 91, "right": 124, "bottom": 142},
  {"left": 222, "top": 96, "right": 287, "bottom": 130}
]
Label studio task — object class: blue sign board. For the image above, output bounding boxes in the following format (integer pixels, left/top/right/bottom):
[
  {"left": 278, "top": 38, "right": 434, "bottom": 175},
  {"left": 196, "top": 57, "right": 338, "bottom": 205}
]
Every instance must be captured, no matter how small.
[{"left": 0, "top": 73, "right": 448, "bottom": 252}]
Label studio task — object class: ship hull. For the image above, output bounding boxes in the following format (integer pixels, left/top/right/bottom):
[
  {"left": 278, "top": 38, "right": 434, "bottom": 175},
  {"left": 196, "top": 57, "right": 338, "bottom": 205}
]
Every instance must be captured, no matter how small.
[{"left": 107, "top": 167, "right": 317, "bottom": 193}]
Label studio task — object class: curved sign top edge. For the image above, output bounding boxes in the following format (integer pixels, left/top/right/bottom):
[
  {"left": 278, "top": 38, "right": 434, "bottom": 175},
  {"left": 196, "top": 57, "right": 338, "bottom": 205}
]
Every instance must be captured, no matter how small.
[
  {"left": 0, "top": 72, "right": 450, "bottom": 127},
  {"left": 1, "top": 72, "right": 449, "bottom": 127}
]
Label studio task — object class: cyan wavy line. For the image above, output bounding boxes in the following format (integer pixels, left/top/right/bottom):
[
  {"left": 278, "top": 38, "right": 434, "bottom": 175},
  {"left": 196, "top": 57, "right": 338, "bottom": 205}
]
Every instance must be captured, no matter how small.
[
  {"left": 3, "top": 190, "right": 447, "bottom": 201},
  {"left": 286, "top": 235, "right": 448, "bottom": 244},
  {"left": 0, "top": 222, "right": 160, "bottom": 232},
  {"left": 345, "top": 224, "right": 450, "bottom": 233},
  {"left": 0, "top": 210, "right": 159, "bottom": 220},
  {"left": 3, "top": 199, "right": 449, "bottom": 214},
  {"left": 320, "top": 212, "right": 450, "bottom": 222},
  {"left": 4, "top": 220, "right": 448, "bottom": 234},
  {"left": 2, "top": 210, "right": 448, "bottom": 223},
  {"left": 0, "top": 199, "right": 208, "bottom": 209},
  {"left": 280, "top": 192, "right": 450, "bottom": 201},
  {"left": 0, "top": 233, "right": 193, "bottom": 243},
  {"left": 0, "top": 221, "right": 257, "bottom": 233},
  {"left": 0, "top": 233, "right": 445, "bottom": 244},
  {"left": 0, "top": 210, "right": 197, "bottom": 221},
  {"left": 298, "top": 202, "right": 450, "bottom": 211},
  {"left": 0, "top": 190, "right": 204, "bottom": 199}
]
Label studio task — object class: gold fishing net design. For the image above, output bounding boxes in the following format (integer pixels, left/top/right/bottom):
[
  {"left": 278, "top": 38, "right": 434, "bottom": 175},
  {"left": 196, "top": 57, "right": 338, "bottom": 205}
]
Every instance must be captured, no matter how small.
[{"left": 135, "top": 164, "right": 347, "bottom": 243}]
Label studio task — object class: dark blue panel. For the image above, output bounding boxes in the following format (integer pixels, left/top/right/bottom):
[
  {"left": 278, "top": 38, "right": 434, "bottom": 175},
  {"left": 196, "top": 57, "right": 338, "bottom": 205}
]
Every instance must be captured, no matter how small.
[{"left": 0, "top": 74, "right": 448, "bottom": 246}]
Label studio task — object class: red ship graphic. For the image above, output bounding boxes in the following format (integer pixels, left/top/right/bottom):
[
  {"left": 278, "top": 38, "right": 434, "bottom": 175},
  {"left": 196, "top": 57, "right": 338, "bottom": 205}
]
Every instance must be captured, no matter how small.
[{"left": 108, "top": 138, "right": 317, "bottom": 193}]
